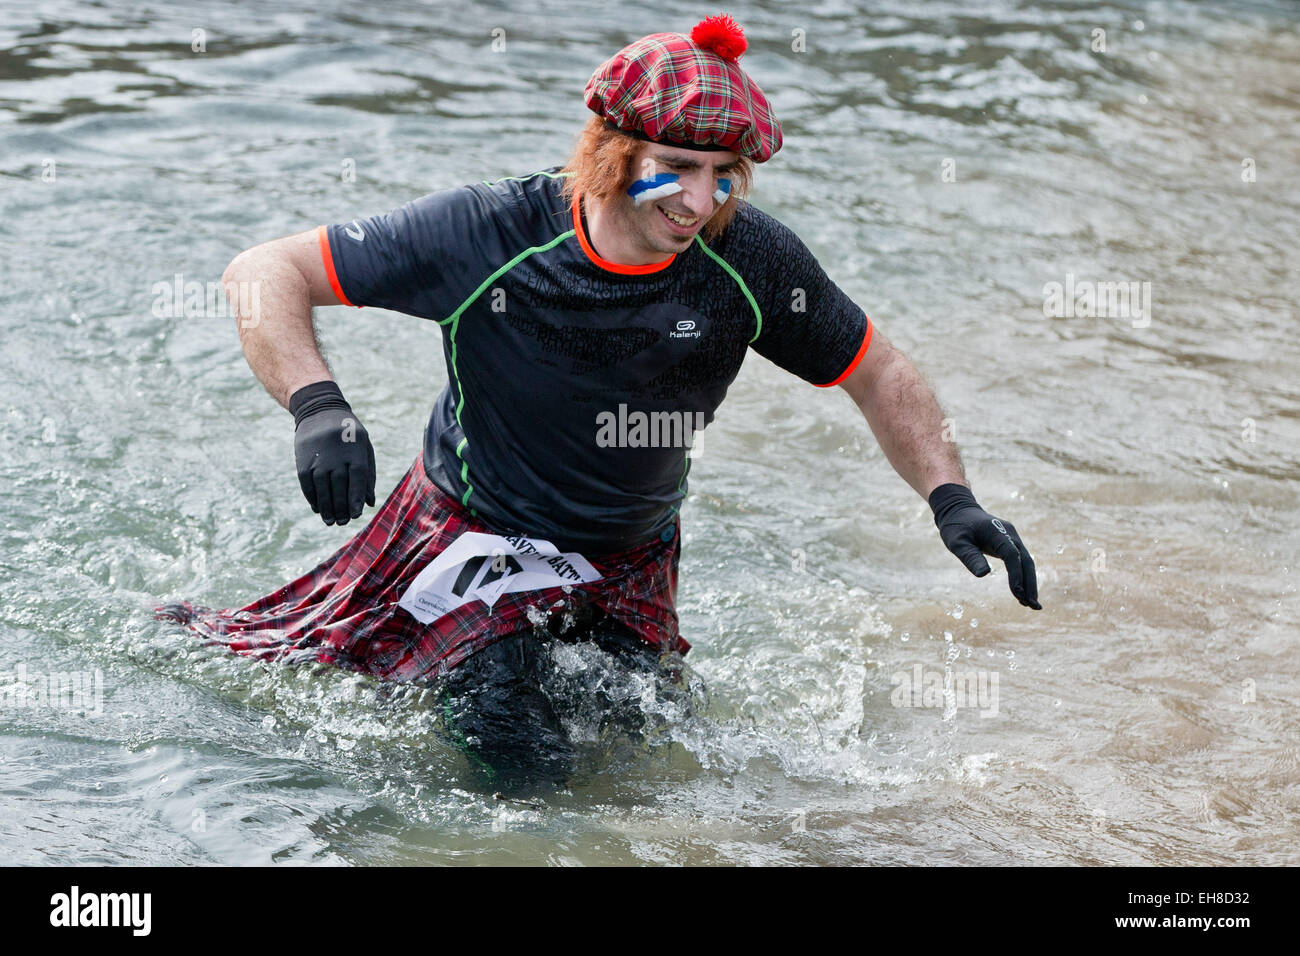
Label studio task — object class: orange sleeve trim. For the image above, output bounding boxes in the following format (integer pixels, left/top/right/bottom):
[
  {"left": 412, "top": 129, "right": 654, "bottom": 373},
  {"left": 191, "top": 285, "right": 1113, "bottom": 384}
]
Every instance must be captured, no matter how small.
[
  {"left": 571, "top": 193, "right": 677, "bottom": 275},
  {"left": 317, "top": 225, "right": 356, "bottom": 307},
  {"left": 816, "top": 312, "right": 873, "bottom": 388}
]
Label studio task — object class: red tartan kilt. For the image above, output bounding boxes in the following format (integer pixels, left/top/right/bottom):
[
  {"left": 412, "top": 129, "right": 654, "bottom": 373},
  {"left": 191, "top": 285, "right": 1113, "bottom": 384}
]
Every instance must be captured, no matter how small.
[{"left": 155, "top": 453, "right": 686, "bottom": 681}]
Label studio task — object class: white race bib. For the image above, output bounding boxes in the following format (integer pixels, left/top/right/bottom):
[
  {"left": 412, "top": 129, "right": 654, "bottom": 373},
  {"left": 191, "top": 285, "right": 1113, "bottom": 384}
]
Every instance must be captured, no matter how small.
[{"left": 397, "top": 531, "right": 602, "bottom": 624}]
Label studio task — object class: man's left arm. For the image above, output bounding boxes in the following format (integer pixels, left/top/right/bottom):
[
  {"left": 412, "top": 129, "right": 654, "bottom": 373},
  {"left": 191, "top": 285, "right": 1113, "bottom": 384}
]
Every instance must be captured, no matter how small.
[{"left": 838, "top": 322, "right": 1042, "bottom": 610}]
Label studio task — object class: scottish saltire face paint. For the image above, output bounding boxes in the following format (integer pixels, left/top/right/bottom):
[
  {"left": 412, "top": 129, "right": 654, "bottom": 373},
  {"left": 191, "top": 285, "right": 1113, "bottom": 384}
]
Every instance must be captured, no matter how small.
[
  {"left": 627, "top": 173, "right": 682, "bottom": 206},
  {"left": 713, "top": 177, "right": 731, "bottom": 205}
]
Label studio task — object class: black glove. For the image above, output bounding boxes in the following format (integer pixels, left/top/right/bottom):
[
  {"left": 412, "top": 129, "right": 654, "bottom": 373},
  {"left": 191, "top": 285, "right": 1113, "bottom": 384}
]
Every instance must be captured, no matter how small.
[
  {"left": 290, "top": 380, "right": 376, "bottom": 526},
  {"left": 929, "top": 483, "right": 1041, "bottom": 610}
]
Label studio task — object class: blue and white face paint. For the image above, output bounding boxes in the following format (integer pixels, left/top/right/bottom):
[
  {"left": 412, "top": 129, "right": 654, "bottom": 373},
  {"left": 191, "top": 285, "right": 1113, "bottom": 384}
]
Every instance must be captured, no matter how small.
[
  {"left": 627, "top": 173, "right": 683, "bottom": 206},
  {"left": 627, "top": 172, "right": 732, "bottom": 208}
]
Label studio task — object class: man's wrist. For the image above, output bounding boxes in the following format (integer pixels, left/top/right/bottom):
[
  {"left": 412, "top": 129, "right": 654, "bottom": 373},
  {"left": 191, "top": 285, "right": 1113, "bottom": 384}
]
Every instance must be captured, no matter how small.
[
  {"left": 289, "top": 379, "right": 349, "bottom": 427},
  {"left": 928, "top": 482, "right": 979, "bottom": 522}
]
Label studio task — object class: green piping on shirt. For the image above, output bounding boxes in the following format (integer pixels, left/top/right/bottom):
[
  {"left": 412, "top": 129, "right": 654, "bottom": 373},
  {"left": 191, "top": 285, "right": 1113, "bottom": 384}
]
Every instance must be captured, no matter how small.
[
  {"left": 437, "top": 227, "right": 577, "bottom": 511},
  {"left": 481, "top": 170, "right": 576, "bottom": 186},
  {"left": 694, "top": 235, "right": 762, "bottom": 343},
  {"left": 667, "top": 451, "right": 692, "bottom": 518}
]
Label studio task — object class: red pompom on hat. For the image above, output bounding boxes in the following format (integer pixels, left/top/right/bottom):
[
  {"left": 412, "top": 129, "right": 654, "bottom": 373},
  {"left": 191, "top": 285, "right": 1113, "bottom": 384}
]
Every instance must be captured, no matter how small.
[
  {"left": 689, "top": 14, "right": 747, "bottom": 60},
  {"left": 584, "top": 14, "right": 782, "bottom": 162}
]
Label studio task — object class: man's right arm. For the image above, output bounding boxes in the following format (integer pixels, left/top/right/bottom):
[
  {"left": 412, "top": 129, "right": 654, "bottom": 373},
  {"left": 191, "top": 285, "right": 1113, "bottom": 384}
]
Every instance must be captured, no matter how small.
[
  {"left": 222, "top": 229, "right": 376, "bottom": 526},
  {"left": 228, "top": 187, "right": 477, "bottom": 523},
  {"left": 222, "top": 228, "right": 341, "bottom": 408}
]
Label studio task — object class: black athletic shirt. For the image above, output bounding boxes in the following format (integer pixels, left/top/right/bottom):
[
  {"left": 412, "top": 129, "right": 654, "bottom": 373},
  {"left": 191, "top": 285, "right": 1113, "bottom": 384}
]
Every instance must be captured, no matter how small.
[{"left": 320, "top": 168, "right": 872, "bottom": 554}]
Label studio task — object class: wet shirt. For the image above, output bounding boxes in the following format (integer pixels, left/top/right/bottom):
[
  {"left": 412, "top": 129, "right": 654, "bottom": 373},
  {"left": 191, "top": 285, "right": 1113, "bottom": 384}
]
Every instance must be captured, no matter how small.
[{"left": 320, "top": 168, "right": 871, "bottom": 554}]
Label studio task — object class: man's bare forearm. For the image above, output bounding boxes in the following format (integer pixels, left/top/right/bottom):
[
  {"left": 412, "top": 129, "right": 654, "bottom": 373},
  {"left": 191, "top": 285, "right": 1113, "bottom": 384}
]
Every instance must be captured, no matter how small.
[
  {"left": 854, "top": 345, "right": 967, "bottom": 499},
  {"left": 223, "top": 248, "right": 332, "bottom": 409}
]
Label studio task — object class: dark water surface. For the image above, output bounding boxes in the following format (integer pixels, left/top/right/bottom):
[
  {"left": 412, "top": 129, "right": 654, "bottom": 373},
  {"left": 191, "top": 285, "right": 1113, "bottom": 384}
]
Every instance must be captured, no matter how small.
[{"left": 1, "top": 0, "right": 1297, "bottom": 864}]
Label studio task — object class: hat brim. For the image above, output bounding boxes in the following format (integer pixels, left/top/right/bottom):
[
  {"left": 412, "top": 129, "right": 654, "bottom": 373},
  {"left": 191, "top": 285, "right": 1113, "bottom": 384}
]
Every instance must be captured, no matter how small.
[{"left": 603, "top": 119, "right": 735, "bottom": 153}]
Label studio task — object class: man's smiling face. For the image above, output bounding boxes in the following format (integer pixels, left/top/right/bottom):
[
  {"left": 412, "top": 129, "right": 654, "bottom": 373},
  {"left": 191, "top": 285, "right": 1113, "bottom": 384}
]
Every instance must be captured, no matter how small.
[{"left": 618, "top": 143, "right": 741, "bottom": 256}]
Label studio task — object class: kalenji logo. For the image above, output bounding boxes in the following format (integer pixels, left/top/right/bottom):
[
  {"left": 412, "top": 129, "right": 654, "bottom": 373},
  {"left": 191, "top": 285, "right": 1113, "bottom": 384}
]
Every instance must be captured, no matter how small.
[
  {"left": 670, "top": 319, "right": 701, "bottom": 339},
  {"left": 344, "top": 221, "right": 365, "bottom": 241},
  {"left": 49, "top": 886, "right": 151, "bottom": 936}
]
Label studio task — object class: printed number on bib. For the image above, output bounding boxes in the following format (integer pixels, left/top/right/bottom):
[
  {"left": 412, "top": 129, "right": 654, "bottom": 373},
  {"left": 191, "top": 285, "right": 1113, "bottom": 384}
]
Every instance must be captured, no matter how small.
[{"left": 397, "top": 531, "right": 602, "bottom": 623}]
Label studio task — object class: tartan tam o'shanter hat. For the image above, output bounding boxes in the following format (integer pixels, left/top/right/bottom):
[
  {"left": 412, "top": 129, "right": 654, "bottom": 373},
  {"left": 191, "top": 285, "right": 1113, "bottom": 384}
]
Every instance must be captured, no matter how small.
[{"left": 584, "top": 14, "right": 783, "bottom": 163}]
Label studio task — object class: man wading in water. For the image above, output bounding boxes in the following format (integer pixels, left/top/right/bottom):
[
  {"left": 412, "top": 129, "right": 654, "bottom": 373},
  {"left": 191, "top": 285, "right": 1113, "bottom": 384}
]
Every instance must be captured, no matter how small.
[{"left": 157, "top": 15, "right": 1040, "bottom": 791}]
